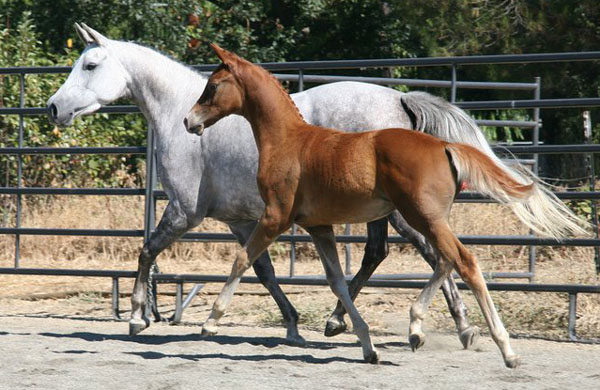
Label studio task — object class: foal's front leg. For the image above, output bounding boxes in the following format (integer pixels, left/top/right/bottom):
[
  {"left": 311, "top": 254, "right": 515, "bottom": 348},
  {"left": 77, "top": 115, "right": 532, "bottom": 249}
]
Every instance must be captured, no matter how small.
[
  {"left": 307, "top": 225, "right": 379, "bottom": 364},
  {"left": 325, "top": 218, "right": 388, "bottom": 337},
  {"left": 201, "top": 212, "right": 290, "bottom": 337},
  {"left": 228, "top": 220, "right": 304, "bottom": 345}
]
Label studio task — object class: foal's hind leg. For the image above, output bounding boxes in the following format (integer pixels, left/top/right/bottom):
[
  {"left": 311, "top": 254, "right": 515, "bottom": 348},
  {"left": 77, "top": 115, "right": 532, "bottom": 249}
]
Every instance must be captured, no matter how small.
[
  {"left": 447, "top": 236, "right": 520, "bottom": 368},
  {"left": 307, "top": 225, "right": 379, "bottom": 363},
  {"left": 325, "top": 218, "right": 388, "bottom": 338},
  {"left": 387, "top": 211, "right": 479, "bottom": 349},
  {"left": 229, "top": 220, "right": 304, "bottom": 345},
  {"left": 409, "top": 219, "right": 520, "bottom": 368},
  {"left": 130, "top": 202, "right": 189, "bottom": 335}
]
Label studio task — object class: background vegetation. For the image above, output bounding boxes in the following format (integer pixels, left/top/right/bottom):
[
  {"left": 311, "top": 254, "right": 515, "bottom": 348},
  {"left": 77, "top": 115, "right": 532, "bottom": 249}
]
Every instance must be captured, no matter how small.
[
  {"left": 1, "top": 2, "right": 598, "bottom": 338},
  {"left": 1, "top": 0, "right": 600, "bottom": 188}
]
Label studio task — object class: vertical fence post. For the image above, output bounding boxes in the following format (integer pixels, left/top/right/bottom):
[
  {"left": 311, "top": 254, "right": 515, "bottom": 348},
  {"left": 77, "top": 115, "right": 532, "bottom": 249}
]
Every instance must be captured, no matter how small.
[
  {"left": 288, "top": 69, "right": 305, "bottom": 278},
  {"left": 289, "top": 224, "right": 297, "bottom": 278},
  {"left": 112, "top": 277, "right": 121, "bottom": 320},
  {"left": 15, "top": 72, "right": 25, "bottom": 268},
  {"left": 528, "top": 77, "right": 542, "bottom": 282},
  {"left": 143, "top": 124, "right": 158, "bottom": 312},
  {"left": 344, "top": 224, "right": 352, "bottom": 275},
  {"left": 568, "top": 293, "right": 578, "bottom": 341},
  {"left": 143, "top": 124, "right": 156, "bottom": 241},
  {"left": 450, "top": 63, "right": 457, "bottom": 103},
  {"left": 298, "top": 69, "right": 304, "bottom": 93},
  {"left": 583, "top": 111, "right": 600, "bottom": 273}
]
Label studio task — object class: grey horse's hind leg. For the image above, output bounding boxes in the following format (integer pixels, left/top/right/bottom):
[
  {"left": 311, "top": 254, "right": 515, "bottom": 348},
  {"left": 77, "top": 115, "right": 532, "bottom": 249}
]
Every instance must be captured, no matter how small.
[
  {"left": 229, "top": 221, "right": 304, "bottom": 345},
  {"left": 324, "top": 218, "right": 389, "bottom": 337},
  {"left": 387, "top": 211, "right": 479, "bottom": 349},
  {"left": 130, "top": 201, "right": 190, "bottom": 336}
]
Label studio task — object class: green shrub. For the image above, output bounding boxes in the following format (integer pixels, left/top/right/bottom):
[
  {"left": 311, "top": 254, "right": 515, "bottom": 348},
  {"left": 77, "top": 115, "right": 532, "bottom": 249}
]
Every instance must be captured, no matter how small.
[{"left": 0, "top": 13, "right": 146, "bottom": 189}]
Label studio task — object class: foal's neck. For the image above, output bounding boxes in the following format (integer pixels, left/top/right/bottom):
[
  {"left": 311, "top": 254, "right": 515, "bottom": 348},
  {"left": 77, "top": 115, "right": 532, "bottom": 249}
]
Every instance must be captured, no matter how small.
[{"left": 240, "top": 67, "right": 305, "bottom": 151}]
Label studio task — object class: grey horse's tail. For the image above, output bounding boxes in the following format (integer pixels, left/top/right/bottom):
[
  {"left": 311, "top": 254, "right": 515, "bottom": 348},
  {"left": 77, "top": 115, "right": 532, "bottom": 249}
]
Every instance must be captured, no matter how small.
[{"left": 401, "top": 91, "right": 589, "bottom": 239}]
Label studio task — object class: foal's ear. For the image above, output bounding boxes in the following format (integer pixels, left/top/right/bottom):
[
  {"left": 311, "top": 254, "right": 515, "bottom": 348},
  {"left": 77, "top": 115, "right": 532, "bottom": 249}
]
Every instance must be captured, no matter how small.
[
  {"left": 80, "top": 23, "right": 109, "bottom": 47},
  {"left": 210, "top": 43, "right": 241, "bottom": 70},
  {"left": 74, "top": 23, "right": 94, "bottom": 46}
]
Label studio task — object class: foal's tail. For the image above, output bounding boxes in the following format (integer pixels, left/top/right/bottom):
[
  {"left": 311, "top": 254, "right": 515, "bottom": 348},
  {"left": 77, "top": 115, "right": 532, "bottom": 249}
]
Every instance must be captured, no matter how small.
[
  {"left": 402, "top": 91, "right": 589, "bottom": 239},
  {"left": 445, "top": 143, "right": 589, "bottom": 239}
]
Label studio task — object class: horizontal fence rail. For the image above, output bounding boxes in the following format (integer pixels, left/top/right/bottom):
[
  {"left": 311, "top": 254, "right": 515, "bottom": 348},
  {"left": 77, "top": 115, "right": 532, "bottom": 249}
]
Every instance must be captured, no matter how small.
[
  {"left": 2, "top": 50, "right": 600, "bottom": 76},
  {"left": 1, "top": 51, "right": 599, "bottom": 341},
  {"left": 0, "top": 266, "right": 597, "bottom": 342}
]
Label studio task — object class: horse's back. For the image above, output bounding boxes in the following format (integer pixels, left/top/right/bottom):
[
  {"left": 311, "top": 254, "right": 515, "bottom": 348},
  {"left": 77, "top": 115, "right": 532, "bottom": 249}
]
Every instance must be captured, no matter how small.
[{"left": 293, "top": 82, "right": 411, "bottom": 131}]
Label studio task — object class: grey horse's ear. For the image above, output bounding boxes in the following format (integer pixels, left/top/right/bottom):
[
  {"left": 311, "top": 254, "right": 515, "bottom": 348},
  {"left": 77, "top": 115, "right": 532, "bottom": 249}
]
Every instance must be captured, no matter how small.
[
  {"left": 80, "top": 23, "right": 109, "bottom": 47},
  {"left": 74, "top": 22, "right": 94, "bottom": 45}
]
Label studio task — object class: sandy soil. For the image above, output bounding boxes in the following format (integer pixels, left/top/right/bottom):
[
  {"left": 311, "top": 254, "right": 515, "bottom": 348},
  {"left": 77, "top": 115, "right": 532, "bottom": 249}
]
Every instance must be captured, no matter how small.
[
  {"left": 1, "top": 198, "right": 599, "bottom": 388},
  {"left": 1, "top": 314, "right": 599, "bottom": 390}
]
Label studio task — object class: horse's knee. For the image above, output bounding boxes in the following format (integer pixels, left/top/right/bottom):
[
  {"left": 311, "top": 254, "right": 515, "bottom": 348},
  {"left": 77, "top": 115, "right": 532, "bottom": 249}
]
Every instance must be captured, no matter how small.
[
  {"left": 139, "top": 245, "right": 153, "bottom": 265},
  {"left": 262, "top": 222, "right": 291, "bottom": 244},
  {"left": 363, "top": 239, "right": 388, "bottom": 266},
  {"left": 453, "top": 253, "right": 481, "bottom": 287},
  {"left": 234, "top": 250, "right": 251, "bottom": 274}
]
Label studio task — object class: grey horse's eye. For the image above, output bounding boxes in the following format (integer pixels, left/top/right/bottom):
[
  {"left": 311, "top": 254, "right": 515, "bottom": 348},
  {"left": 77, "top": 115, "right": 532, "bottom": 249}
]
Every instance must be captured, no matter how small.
[{"left": 85, "top": 63, "right": 97, "bottom": 71}]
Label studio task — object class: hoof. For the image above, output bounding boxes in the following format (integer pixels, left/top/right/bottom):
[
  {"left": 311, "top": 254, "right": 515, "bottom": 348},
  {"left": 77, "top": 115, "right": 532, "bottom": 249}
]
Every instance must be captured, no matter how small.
[
  {"left": 504, "top": 355, "right": 521, "bottom": 369},
  {"left": 129, "top": 317, "right": 150, "bottom": 336},
  {"left": 286, "top": 333, "right": 307, "bottom": 347},
  {"left": 324, "top": 317, "right": 347, "bottom": 337},
  {"left": 364, "top": 349, "right": 380, "bottom": 364},
  {"left": 409, "top": 333, "right": 425, "bottom": 352},
  {"left": 459, "top": 326, "right": 480, "bottom": 350},
  {"left": 201, "top": 323, "right": 218, "bottom": 337}
]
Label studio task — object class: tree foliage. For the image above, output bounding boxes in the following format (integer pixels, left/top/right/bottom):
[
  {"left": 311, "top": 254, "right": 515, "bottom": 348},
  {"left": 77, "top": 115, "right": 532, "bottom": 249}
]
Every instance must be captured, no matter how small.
[{"left": 1, "top": 0, "right": 599, "bottom": 184}]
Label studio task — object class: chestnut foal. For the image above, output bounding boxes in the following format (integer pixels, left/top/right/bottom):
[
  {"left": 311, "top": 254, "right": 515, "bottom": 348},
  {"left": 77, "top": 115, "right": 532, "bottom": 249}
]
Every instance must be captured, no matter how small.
[{"left": 184, "top": 44, "right": 586, "bottom": 367}]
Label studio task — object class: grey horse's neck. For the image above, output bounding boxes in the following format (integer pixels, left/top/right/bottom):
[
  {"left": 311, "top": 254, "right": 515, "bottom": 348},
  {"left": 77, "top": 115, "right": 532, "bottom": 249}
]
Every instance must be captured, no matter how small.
[{"left": 112, "top": 41, "right": 207, "bottom": 133}]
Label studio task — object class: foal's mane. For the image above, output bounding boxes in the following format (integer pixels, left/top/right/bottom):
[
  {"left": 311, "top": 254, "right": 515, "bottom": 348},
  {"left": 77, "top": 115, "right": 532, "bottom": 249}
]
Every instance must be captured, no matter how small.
[{"left": 236, "top": 56, "right": 305, "bottom": 123}]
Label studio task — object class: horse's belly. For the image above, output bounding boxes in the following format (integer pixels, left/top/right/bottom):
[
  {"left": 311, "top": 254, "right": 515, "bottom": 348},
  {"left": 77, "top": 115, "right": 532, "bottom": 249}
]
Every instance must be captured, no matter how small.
[{"left": 295, "top": 197, "right": 394, "bottom": 226}]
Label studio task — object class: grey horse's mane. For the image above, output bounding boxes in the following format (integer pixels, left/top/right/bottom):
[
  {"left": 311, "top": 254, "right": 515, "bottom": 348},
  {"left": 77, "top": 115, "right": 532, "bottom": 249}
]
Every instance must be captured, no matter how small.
[{"left": 113, "top": 40, "right": 206, "bottom": 101}]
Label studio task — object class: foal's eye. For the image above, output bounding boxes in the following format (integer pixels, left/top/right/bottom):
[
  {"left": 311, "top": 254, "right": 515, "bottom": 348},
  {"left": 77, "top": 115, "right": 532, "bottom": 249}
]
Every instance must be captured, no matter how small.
[
  {"left": 208, "top": 83, "right": 217, "bottom": 92},
  {"left": 85, "top": 63, "right": 97, "bottom": 71}
]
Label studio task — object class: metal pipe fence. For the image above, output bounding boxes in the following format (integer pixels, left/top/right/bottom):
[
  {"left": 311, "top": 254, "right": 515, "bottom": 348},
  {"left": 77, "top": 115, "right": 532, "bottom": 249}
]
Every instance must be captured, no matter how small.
[{"left": 1, "top": 51, "right": 599, "bottom": 340}]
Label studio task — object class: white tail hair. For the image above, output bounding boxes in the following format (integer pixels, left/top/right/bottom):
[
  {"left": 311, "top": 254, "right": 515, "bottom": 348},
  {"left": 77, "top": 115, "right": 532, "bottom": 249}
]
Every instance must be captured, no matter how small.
[{"left": 402, "top": 91, "right": 589, "bottom": 239}]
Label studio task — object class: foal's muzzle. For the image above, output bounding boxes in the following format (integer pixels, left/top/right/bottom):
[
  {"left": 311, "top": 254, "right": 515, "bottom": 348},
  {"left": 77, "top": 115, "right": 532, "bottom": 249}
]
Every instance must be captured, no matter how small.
[{"left": 183, "top": 117, "right": 205, "bottom": 136}]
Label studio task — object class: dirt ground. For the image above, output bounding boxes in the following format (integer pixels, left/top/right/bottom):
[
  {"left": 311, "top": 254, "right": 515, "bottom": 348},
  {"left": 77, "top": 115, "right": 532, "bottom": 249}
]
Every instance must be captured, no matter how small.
[
  {"left": 1, "top": 198, "right": 600, "bottom": 388},
  {"left": 1, "top": 313, "right": 599, "bottom": 390}
]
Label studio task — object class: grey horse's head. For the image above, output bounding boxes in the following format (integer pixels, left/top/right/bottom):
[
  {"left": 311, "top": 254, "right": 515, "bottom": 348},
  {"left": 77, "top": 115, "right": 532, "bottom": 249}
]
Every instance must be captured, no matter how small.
[{"left": 46, "top": 23, "right": 130, "bottom": 127}]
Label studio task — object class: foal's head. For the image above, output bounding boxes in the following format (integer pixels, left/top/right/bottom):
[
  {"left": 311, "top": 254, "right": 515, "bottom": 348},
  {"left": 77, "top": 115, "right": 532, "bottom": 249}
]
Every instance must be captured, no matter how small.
[{"left": 184, "top": 44, "right": 247, "bottom": 135}]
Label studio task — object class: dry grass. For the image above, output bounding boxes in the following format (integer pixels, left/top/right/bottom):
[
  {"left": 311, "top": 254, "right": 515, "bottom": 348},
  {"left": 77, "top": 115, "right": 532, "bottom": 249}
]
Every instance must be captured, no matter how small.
[{"left": 0, "top": 195, "right": 598, "bottom": 341}]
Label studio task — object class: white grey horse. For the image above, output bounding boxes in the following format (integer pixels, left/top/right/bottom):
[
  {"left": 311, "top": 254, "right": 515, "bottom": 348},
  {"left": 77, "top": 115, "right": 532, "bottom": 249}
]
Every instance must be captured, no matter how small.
[{"left": 47, "top": 24, "right": 489, "bottom": 347}]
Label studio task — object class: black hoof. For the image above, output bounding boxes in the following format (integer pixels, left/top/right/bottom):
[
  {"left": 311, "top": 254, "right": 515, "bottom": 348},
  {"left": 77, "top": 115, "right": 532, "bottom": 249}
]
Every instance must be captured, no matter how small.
[
  {"left": 459, "top": 326, "right": 480, "bottom": 350},
  {"left": 364, "top": 350, "right": 380, "bottom": 364},
  {"left": 324, "top": 318, "right": 347, "bottom": 337},
  {"left": 409, "top": 334, "right": 425, "bottom": 352},
  {"left": 129, "top": 317, "right": 150, "bottom": 336}
]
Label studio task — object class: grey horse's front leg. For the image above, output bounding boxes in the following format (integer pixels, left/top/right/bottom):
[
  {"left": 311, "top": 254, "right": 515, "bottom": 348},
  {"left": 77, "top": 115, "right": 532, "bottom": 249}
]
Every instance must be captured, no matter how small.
[
  {"left": 229, "top": 221, "right": 304, "bottom": 345},
  {"left": 324, "top": 218, "right": 389, "bottom": 337},
  {"left": 387, "top": 211, "right": 479, "bottom": 349},
  {"left": 130, "top": 201, "right": 190, "bottom": 336}
]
